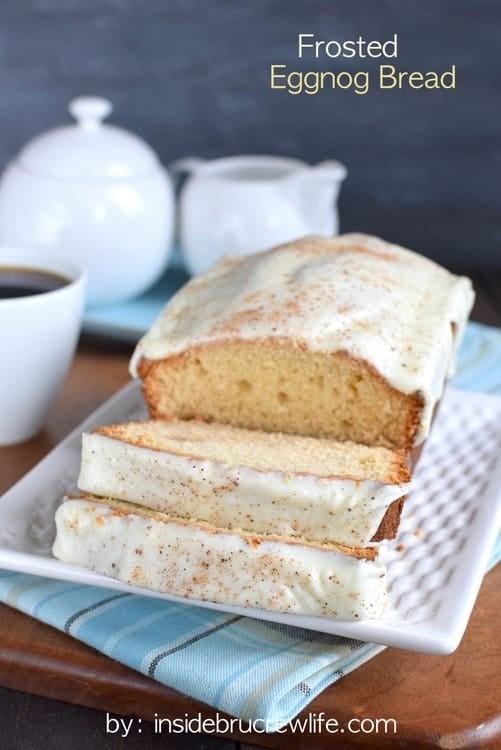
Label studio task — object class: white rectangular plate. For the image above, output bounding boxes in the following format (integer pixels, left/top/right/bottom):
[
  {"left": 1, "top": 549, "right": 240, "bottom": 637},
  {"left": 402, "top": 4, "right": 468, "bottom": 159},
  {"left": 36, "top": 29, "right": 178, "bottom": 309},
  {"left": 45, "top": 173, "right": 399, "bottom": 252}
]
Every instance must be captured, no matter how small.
[{"left": 0, "top": 382, "right": 500, "bottom": 654}]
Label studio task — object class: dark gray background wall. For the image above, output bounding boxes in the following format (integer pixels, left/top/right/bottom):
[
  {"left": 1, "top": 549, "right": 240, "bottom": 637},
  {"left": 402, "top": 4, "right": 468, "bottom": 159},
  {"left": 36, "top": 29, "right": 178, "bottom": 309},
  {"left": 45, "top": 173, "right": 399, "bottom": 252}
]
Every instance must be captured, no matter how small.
[{"left": 0, "top": 0, "right": 499, "bottom": 269}]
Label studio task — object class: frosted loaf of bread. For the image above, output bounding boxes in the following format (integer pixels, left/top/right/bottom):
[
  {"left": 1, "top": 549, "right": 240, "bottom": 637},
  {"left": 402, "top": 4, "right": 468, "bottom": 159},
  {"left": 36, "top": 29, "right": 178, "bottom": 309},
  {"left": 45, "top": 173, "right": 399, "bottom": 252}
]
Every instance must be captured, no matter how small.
[
  {"left": 77, "top": 419, "right": 411, "bottom": 548},
  {"left": 130, "top": 234, "right": 474, "bottom": 449},
  {"left": 53, "top": 496, "right": 389, "bottom": 621}
]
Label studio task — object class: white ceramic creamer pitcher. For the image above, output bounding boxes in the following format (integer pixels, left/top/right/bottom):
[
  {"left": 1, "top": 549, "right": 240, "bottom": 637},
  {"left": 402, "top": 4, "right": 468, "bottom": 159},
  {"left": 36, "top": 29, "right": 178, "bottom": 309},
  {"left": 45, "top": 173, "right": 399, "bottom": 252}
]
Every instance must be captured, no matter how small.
[{"left": 171, "top": 155, "right": 347, "bottom": 276}]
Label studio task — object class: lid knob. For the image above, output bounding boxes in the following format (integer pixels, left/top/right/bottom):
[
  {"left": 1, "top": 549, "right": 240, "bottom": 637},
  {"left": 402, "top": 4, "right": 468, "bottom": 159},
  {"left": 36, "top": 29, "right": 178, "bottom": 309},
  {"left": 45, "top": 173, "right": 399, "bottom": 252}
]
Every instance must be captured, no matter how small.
[{"left": 68, "top": 96, "right": 112, "bottom": 131}]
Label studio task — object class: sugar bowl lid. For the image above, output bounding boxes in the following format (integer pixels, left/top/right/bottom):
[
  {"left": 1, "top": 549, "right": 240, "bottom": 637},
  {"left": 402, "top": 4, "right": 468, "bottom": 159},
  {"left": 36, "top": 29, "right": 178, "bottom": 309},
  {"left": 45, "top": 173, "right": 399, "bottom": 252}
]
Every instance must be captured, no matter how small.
[{"left": 16, "top": 96, "right": 160, "bottom": 180}]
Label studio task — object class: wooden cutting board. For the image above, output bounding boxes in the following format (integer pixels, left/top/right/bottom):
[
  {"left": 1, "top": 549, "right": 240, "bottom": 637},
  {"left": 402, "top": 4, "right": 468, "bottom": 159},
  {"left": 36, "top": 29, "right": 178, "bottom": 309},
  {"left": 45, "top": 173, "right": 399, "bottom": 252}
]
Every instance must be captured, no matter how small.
[{"left": 0, "top": 567, "right": 499, "bottom": 749}]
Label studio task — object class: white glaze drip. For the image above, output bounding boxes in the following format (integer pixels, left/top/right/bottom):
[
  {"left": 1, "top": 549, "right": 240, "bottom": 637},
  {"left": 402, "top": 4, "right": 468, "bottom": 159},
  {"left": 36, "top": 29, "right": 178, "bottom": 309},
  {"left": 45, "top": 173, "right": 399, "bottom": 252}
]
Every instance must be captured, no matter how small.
[{"left": 130, "top": 234, "right": 474, "bottom": 444}]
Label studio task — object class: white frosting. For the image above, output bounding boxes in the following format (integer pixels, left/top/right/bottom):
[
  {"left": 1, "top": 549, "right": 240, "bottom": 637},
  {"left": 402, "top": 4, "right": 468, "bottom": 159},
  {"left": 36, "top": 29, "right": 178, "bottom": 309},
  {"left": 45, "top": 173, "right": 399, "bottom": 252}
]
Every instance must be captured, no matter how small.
[
  {"left": 78, "top": 431, "right": 409, "bottom": 546},
  {"left": 130, "top": 234, "right": 474, "bottom": 444},
  {"left": 53, "top": 498, "right": 388, "bottom": 620}
]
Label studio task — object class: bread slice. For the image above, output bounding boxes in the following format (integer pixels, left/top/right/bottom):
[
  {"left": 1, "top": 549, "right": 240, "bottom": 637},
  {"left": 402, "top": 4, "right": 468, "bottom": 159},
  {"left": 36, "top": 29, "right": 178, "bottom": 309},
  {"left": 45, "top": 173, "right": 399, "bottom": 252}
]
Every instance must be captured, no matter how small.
[
  {"left": 53, "top": 496, "right": 388, "bottom": 620},
  {"left": 130, "top": 234, "right": 473, "bottom": 449},
  {"left": 77, "top": 419, "right": 411, "bottom": 548}
]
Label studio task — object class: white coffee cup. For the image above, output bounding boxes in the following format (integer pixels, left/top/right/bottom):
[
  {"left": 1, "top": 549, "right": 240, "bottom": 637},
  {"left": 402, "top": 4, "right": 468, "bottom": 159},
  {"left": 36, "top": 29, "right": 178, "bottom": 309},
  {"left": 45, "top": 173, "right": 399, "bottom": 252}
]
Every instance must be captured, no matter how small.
[{"left": 0, "top": 250, "right": 86, "bottom": 445}]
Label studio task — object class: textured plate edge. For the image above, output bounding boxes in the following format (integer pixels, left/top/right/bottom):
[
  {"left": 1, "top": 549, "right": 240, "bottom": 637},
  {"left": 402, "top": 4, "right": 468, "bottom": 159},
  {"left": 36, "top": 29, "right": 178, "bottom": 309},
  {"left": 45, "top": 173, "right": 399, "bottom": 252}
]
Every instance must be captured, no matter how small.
[{"left": 426, "top": 448, "right": 501, "bottom": 652}]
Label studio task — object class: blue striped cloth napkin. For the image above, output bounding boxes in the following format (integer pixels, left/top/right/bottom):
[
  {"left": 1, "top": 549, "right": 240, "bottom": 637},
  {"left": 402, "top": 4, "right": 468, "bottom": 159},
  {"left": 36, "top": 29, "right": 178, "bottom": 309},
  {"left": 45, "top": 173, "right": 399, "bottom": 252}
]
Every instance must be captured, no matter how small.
[{"left": 0, "top": 321, "right": 500, "bottom": 725}]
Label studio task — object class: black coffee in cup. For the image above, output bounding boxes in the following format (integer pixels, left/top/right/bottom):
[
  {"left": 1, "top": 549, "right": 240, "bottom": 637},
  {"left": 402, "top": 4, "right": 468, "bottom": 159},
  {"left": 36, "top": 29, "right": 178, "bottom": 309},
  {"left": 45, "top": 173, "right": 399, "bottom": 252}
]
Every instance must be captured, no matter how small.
[{"left": 0, "top": 267, "right": 69, "bottom": 299}]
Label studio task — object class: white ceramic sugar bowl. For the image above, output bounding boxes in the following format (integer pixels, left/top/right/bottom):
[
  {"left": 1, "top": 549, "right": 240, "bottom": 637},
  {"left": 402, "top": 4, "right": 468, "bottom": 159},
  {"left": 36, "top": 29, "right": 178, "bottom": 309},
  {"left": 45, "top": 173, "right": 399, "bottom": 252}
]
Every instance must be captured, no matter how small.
[{"left": 0, "top": 97, "right": 174, "bottom": 304}]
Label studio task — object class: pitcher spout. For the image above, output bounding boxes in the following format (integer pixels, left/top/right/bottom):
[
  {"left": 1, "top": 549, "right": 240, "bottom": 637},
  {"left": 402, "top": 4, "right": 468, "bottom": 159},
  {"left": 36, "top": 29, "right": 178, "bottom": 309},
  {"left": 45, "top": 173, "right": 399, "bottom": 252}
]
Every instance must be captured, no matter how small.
[
  {"left": 286, "top": 159, "right": 347, "bottom": 236},
  {"left": 311, "top": 160, "right": 347, "bottom": 196}
]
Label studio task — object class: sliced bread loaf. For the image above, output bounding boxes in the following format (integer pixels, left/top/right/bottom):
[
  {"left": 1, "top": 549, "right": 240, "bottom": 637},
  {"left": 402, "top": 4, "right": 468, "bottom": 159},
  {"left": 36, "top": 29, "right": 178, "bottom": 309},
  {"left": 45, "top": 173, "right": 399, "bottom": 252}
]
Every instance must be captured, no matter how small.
[
  {"left": 131, "top": 234, "right": 473, "bottom": 449},
  {"left": 53, "top": 495, "right": 388, "bottom": 620},
  {"left": 78, "top": 418, "right": 410, "bottom": 548}
]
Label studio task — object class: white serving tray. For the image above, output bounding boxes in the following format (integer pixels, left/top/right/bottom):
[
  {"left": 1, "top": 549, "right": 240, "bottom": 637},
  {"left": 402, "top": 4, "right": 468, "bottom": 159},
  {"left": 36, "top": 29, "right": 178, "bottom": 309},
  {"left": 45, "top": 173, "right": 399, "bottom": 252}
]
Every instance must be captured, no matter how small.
[{"left": 0, "top": 382, "right": 500, "bottom": 655}]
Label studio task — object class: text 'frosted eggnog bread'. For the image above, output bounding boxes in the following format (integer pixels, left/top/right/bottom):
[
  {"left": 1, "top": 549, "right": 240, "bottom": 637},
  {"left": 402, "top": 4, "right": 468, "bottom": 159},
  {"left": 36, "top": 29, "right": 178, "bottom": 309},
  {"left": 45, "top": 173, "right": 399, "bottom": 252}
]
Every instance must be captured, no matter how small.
[
  {"left": 77, "top": 419, "right": 411, "bottom": 548},
  {"left": 130, "top": 234, "right": 474, "bottom": 449}
]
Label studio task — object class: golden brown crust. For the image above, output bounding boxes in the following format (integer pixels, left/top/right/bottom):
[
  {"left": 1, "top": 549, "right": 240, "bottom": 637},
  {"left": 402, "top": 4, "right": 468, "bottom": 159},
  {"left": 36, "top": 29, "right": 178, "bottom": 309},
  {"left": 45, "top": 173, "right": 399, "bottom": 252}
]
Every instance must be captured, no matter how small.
[
  {"left": 385, "top": 449, "right": 412, "bottom": 485},
  {"left": 371, "top": 496, "right": 405, "bottom": 541},
  {"left": 330, "top": 348, "right": 423, "bottom": 449},
  {"left": 370, "top": 425, "right": 431, "bottom": 541}
]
